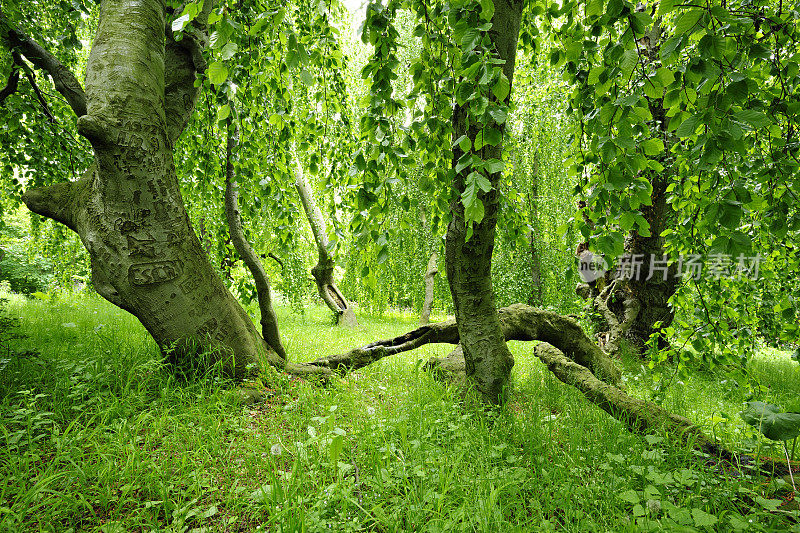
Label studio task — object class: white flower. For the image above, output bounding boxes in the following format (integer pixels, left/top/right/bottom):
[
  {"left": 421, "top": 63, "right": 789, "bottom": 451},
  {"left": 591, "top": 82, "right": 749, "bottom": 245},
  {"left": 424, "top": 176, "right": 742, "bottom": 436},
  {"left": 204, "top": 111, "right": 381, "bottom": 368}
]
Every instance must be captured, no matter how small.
[
  {"left": 366, "top": 407, "right": 376, "bottom": 416},
  {"left": 270, "top": 443, "right": 282, "bottom": 456}
]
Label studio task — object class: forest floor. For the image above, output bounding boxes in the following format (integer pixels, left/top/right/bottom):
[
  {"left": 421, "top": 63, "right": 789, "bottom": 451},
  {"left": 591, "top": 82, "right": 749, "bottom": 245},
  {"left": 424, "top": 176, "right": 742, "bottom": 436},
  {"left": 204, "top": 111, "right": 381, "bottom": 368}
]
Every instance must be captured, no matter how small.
[{"left": 0, "top": 289, "right": 798, "bottom": 532}]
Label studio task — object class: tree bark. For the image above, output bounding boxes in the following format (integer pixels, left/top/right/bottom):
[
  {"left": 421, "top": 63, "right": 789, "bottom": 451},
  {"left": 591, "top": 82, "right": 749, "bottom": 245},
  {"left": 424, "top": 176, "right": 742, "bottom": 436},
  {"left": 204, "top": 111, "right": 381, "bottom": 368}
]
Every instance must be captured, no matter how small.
[
  {"left": 445, "top": 0, "right": 524, "bottom": 403},
  {"left": 292, "top": 150, "right": 358, "bottom": 327},
  {"left": 419, "top": 252, "right": 438, "bottom": 325},
  {"left": 18, "top": 0, "right": 271, "bottom": 377},
  {"left": 576, "top": 20, "right": 677, "bottom": 356},
  {"left": 224, "top": 117, "right": 287, "bottom": 360}
]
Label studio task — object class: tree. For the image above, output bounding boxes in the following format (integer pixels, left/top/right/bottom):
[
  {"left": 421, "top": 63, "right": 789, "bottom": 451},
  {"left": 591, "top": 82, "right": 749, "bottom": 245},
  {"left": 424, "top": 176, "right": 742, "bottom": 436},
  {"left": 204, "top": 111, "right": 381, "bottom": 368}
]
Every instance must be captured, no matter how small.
[
  {"left": 293, "top": 148, "right": 359, "bottom": 327},
  {"left": 4, "top": 0, "right": 276, "bottom": 376}
]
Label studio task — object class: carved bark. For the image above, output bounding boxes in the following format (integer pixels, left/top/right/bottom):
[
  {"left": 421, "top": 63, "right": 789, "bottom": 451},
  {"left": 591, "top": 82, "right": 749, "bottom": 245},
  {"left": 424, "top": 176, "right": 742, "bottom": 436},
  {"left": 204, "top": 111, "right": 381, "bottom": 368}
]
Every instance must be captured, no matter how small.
[
  {"left": 419, "top": 252, "right": 438, "bottom": 325},
  {"left": 445, "top": 0, "right": 524, "bottom": 403},
  {"left": 292, "top": 150, "right": 358, "bottom": 327},
  {"left": 19, "top": 0, "right": 271, "bottom": 377}
]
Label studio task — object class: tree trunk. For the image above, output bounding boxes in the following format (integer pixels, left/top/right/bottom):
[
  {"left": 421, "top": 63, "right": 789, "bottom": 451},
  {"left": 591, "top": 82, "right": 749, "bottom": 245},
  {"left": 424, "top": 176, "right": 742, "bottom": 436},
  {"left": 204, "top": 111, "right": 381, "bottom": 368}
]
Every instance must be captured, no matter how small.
[
  {"left": 445, "top": 0, "right": 524, "bottom": 403},
  {"left": 576, "top": 21, "right": 677, "bottom": 356},
  {"left": 419, "top": 252, "right": 438, "bottom": 325},
  {"left": 224, "top": 117, "right": 286, "bottom": 360},
  {"left": 19, "top": 0, "right": 271, "bottom": 377},
  {"left": 528, "top": 152, "right": 542, "bottom": 306},
  {"left": 292, "top": 150, "right": 358, "bottom": 327}
]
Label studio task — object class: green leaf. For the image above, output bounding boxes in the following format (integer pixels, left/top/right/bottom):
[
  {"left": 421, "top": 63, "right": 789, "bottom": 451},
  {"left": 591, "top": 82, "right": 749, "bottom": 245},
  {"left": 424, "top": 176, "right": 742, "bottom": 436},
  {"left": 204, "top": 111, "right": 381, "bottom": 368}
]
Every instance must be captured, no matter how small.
[
  {"left": 220, "top": 42, "right": 238, "bottom": 60},
  {"left": 300, "top": 70, "right": 315, "bottom": 86},
  {"left": 674, "top": 9, "right": 703, "bottom": 36},
  {"left": 657, "top": 0, "right": 675, "bottom": 17},
  {"left": 461, "top": 28, "right": 481, "bottom": 52},
  {"left": 207, "top": 61, "right": 229, "bottom": 86},
  {"left": 216, "top": 104, "right": 231, "bottom": 122},
  {"left": 586, "top": 0, "right": 604, "bottom": 18},
  {"left": 642, "top": 138, "right": 664, "bottom": 155},
  {"left": 492, "top": 74, "right": 510, "bottom": 101},
  {"left": 464, "top": 197, "right": 485, "bottom": 224},
  {"left": 618, "top": 490, "right": 640, "bottom": 504},
  {"left": 454, "top": 135, "right": 472, "bottom": 152},
  {"left": 620, "top": 48, "right": 638, "bottom": 76},
  {"left": 675, "top": 113, "right": 702, "bottom": 138},
  {"left": 329, "top": 434, "right": 345, "bottom": 464},
  {"left": 484, "top": 158, "right": 504, "bottom": 174},
  {"left": 740, "top": 401, "right": 800, "bottom": 441},
  {"left": 376, "top": 246, "right": 390, "bottom": 264},
  {"left": 691, "top": 508, "right": 718, "bottom": 527},
  {"left": 734, "top": 109, "right": 770, "bottom": 129},
  {"left": 488, "top": 105, "right": 507, "bottom": 124},
  {"left": 483, "top": 127, "right": 502, "bottom": 146},
  {"left": 480, "top": 0, "right": 495, "bottom": 21}
]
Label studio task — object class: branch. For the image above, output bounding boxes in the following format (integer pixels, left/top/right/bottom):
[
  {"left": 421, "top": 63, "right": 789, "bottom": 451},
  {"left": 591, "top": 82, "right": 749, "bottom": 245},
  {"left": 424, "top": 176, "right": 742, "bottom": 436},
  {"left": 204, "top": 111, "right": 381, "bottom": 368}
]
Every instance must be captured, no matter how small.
[
  {"left": 532, "top": 343, "right": 727, "bottom": 456},
  {"left": 0, "top": 60, "right": 19, "bottom": 105},
  {"left": 21, "top": 173, "right": 91, "bottom": 232},
  {"left": 224, "top": 115, "right": 287, "bottom": 360},
  {"left": 14, "top": 52, "right": 55, "bottom": 122},
  {"left": 164, "top": 1, "right": 212, "bottom": 142},
  {"left": 0, "top": 8, "right": 87, "bottom": 116},
  {"left": 295, "top": 304, "right": 622, "bottom": 385}
]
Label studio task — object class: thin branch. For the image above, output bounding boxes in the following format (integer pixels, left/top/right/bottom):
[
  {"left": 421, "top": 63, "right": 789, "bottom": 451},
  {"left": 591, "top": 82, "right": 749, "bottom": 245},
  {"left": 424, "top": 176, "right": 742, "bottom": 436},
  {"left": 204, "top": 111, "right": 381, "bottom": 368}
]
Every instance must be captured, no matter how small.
[
  {"left": 0, "top": 7, "right": 87, "bottom": 116},
  {"left": 14, "top": 52, "right": 55, "bottom": 122}
]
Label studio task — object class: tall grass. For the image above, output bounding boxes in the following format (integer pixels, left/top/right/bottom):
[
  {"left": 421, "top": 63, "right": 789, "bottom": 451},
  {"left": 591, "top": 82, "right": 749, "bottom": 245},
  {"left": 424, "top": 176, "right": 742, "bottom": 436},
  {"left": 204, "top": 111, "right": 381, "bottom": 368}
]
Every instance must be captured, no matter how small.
[{"left": 0, "top": 291, "right": 797, "bottom": 531}]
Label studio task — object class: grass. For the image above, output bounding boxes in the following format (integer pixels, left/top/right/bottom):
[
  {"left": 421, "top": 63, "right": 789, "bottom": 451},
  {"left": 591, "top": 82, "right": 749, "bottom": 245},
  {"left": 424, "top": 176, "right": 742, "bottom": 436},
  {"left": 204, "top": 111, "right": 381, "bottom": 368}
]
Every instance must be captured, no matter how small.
[{"left": 0, "top": 290, "right": 798, "bottom": 532}]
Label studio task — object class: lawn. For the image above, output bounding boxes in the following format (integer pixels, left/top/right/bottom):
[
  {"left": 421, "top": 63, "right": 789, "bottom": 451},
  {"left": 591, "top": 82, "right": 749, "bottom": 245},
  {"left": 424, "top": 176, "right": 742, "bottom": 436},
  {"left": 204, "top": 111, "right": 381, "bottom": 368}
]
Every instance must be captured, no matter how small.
[{"left": 0, "top": 290, "right": 797, "bottom": 532}]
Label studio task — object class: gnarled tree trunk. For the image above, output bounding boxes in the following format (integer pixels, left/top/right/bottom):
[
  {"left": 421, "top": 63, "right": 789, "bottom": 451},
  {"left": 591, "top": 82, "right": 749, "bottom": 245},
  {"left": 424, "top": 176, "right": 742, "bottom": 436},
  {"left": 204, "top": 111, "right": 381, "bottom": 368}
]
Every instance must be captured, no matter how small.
[
  {"left": 576, "top": 20, "right": 677, "bottom": 356},
  {"left": 292, "top": 151, "right": 358, "bottom": 327},
  {"left": 16, "top": 0, "right": 270, "bottom": 377},
  {"left": 445, "top": 0, "right": 524, "bottom": 403}
]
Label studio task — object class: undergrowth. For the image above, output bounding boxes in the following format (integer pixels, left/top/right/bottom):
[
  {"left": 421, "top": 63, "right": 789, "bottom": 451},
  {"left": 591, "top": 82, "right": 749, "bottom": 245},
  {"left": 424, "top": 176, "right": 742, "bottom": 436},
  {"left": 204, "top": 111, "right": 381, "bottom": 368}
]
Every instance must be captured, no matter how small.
[{"left": 0, "top": 290, "right": 798, "bottom": 532}]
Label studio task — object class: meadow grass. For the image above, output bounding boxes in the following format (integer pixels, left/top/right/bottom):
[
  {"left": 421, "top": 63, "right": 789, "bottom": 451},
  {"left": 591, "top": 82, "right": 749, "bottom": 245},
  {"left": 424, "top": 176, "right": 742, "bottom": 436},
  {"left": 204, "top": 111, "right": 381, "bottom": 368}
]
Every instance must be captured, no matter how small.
[{"left": 0, "top": 290, "right": 798, "bottom": 532}]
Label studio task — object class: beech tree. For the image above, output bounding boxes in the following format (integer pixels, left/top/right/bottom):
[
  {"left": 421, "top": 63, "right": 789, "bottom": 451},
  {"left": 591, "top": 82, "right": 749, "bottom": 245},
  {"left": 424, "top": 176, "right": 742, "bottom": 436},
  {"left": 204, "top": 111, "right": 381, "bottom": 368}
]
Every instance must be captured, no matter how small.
[{"left": 7, "top": 0, "right": 797, "bottom": 466}]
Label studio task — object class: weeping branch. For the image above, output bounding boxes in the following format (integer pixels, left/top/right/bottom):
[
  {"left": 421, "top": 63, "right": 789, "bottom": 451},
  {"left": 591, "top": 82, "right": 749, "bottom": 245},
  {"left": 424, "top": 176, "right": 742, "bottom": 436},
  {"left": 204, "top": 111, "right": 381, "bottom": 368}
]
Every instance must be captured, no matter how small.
[
  {"left": 14, "top": 52, "right": 55, "bottom": 122},
  {"left": 533, "top": 343, "right": 720, "bottom": 452},
  {"left": 224, "top": 116, "right": 287, "bottom": 360},
  {"left": 0, "top": 7, "right": 87, "bottom": 116},
  {"left": 293, "top": 147, "right": 358, "bottom": 327}
]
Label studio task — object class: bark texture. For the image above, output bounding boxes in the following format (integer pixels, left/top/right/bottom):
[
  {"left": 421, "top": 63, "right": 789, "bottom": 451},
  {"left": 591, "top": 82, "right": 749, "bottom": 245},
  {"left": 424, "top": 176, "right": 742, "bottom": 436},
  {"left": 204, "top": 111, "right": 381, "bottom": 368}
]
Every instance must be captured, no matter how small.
[
  {"left": 19, "top": 0, "right": 269, "bottom": 377},
  {"left": 445, "top": 0, "right": 524, "bottom": 403},
  {"left": 419, "top": 252, "right": 438, "bottom": 325},
  {"left": 293, "top": 151, "right": 358, "bottom": 327}
]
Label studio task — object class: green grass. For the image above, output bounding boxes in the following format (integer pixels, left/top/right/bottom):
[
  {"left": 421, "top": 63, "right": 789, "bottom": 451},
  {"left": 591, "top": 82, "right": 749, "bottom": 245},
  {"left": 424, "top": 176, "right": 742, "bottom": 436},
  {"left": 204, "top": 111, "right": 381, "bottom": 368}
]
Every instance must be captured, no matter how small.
[{"left": 1, "top": 290, "right": 798, "bottom": 532}]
